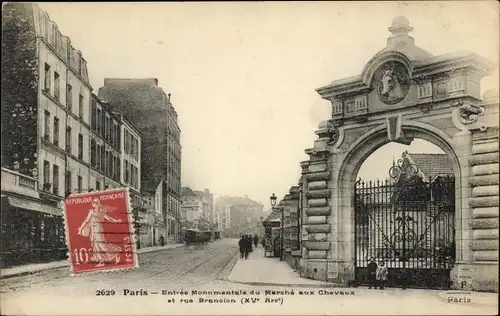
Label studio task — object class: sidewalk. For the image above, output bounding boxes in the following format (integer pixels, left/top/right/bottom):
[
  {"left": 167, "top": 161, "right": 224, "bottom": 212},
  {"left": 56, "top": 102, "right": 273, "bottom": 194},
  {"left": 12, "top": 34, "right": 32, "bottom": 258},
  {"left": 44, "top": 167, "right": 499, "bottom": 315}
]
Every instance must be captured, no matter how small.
[
  {"left": 227, "top": 248, "right": 498, "bottom": 307},
  {"left": 0, "top": 243, "right": 183, "bottom": 279},
  {"left": 227, "top": 247, "right": 337, "bottom": 287}
]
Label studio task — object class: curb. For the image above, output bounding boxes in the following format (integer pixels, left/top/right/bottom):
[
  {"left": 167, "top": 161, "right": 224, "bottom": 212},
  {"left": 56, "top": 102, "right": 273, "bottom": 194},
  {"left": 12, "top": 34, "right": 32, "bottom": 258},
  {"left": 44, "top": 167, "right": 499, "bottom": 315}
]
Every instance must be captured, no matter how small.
[
  {"left": 225, "top": 279, "right": 347, "bottom": 288},
  {"left": 1, "top": 263, "right": 69, "bottom": 279},
  {"left": 1, "top": 244, "right": 184, "bottom": 280}
]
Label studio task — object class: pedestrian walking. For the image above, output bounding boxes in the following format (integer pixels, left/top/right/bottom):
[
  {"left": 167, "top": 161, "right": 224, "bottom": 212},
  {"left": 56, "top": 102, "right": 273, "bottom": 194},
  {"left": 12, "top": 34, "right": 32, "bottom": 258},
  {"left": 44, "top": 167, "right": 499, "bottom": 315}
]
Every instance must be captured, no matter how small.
[
  {"left": 247, "top": 235, "right": 253, "bottom": 253},
  {"left": 238, "top": 236, "right": 246, "bottom": 259},
  {"left": 376, "top": 261, "right": 388, "bottom": 289},
  {"left": 367, "top": 257, "right": 378, "bottom": 289},
  {"left": 253, "top": 234, "right": 259, "bottom": 248},
  {"left": 243, "top": 236, "right": 251, "bottom": 259}
]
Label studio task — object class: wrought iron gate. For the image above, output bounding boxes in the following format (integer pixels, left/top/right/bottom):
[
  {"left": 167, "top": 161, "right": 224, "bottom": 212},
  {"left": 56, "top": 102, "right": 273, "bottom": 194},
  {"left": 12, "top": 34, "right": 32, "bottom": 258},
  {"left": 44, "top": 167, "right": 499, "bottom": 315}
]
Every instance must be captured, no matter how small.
[{"left": 354, "top": 159, "right": 456, "bottom": 289}]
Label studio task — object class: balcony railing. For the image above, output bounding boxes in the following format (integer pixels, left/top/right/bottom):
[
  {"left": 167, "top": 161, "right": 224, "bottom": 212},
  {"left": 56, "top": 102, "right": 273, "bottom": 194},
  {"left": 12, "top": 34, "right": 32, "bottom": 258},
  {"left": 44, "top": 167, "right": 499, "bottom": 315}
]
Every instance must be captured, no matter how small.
[{"left": 1, "top": 167, "right": 39, "bottom": 199}]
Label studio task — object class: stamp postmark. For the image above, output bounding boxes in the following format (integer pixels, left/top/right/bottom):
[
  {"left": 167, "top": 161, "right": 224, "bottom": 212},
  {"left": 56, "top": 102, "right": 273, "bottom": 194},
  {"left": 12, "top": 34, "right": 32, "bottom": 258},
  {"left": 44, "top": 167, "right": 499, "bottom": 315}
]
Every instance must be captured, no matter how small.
[{"left": 63, "top": 188, "right": 138, "bottom": 275}]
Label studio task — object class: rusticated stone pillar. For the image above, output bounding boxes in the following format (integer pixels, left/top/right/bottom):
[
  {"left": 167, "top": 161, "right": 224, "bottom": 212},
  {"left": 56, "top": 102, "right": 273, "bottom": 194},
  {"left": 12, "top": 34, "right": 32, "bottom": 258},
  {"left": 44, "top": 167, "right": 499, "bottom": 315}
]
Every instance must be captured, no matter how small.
[
  {"left": 459, "top": 135, "right": 499, "bottom": 291},
  {"left": 297, "top": 120, "right": 337, "bottom": 281}
]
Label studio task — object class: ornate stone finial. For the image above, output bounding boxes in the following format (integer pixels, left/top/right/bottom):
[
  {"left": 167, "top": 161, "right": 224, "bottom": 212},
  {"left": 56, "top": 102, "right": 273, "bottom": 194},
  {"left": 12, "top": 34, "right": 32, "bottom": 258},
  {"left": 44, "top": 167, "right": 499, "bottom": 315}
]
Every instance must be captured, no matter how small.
[
  {"left": 387, "top": 16, "right": 414, "bottom": 49},
  {"left": 389, "top": 16, "right": 413, "bottom": 36}
]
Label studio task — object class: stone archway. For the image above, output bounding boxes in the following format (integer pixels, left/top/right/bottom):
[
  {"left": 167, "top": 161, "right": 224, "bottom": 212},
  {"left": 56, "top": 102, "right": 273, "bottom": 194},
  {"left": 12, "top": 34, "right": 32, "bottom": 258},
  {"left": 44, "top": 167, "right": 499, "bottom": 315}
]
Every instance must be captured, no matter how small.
[
  {"left": 297, "top": 17, "right": 498, "bottom": 292},
  {"left": 334, "top": 121, "right": 464, "bottom": 288}
]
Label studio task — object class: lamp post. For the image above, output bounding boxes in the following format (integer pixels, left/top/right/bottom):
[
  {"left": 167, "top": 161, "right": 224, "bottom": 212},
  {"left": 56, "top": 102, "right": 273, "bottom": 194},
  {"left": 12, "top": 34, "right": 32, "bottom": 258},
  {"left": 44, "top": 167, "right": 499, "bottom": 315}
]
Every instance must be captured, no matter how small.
[{"left": 270, "top": 193, "right": 284, "bottom": 261}]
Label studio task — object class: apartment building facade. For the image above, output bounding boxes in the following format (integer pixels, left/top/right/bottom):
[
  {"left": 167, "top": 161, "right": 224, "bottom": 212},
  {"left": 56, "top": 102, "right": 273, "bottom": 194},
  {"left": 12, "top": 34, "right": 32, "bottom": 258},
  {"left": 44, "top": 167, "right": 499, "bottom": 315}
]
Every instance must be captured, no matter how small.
[
  {"left": 98, "top": 78, "right": 182, "bottom": 237},
  {"left": 118, "top": 113, "right": 142, "bottom": 207},
  {"left": 1, "top": 3, "right": 92, "bottom": 267},
  {"left": 1, "top": 3, "right": 144, "bottom": 267},
  {"left": 89, "top": 94, "right": 121, "bottom": 191},
  {"left": 37, "top": 6, "right": 93, "bottom": 201}
]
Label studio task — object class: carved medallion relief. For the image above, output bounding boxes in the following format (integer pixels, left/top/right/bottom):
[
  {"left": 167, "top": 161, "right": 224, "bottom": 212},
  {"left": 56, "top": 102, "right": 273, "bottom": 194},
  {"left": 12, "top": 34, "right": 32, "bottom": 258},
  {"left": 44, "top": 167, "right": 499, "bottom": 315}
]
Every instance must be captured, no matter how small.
[{"left": 376, "top": 61, "right": 411, "bottom": 105}]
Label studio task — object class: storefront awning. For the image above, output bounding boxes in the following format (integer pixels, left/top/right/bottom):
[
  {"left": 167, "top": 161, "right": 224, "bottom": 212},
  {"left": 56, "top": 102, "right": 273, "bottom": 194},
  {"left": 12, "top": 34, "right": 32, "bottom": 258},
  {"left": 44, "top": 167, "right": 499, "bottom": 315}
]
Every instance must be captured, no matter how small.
[{"left": 1, "top": 195, "right": 63, "bottom": 216}]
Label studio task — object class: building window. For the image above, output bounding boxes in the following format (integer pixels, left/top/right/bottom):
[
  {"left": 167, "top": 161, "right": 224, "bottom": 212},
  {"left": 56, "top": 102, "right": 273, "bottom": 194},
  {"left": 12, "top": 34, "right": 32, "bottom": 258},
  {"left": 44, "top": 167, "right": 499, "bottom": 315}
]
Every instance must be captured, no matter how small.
[
  {"left": 96, "top": 144, "right": 101, "bottom": 170},
  {"left": 125, "top": 160, "right": 129, "bottom": 183},
  {"left": 66, "top": 126, "right": 72, "bottom": 153},
  {"left": 117, "top": 159, "right": 121, "bottom": 182},
  {"left": 79, "top": 94, "right": 84, "bottom": 119},
  {"left": 66, "top": 41, "right": 71, "bottom": 61},
  {"left": 104, "top": 150, "right": 109, "bottom": 175},
  {"left": 78, "top": 53, "right": 82, "bottom": 76},
  {"left": 65, "top": 170, "right": 71, "bottom": 192},
  {"left": 78, "top": 134, "right": 83, "bottom": 159},
  {"left": 44, "top": 63, "right": 51, "bottom": 92},
  {"left": 51, "top": 25, "right": 57, "bottom": 47},
  {"left": 131, "top": 137, "right": 135, "bottom": 158},
  {"left": 77, "top": 175, "right": 82, "bottom": 193},
  {"left": 112, "top": 121, "right": 115, "bottom": 146},
  {"left": 97, "top": 109, "right": 102, "bottom": 134},
  {"left": 54, "top": 72, "right": 60, "bottom": 100},
  {"left": 91, "top": 99, "right": 97, "bottom": 130},
  {"left": 100, "top": 146, "right": 105, "bottom": 172},
  {"left": 43, "top": 160, "right": 50, "bottom": 186},
  {"left": 105, "top": 117, "right": 109, "bottom": 142},
  {"left": 96, "top": 180, "right": 101, "bottom": 191},
  {"left": 53, "top": 117, "right": 59, "bottom": 146},
  {"left": 66, "top": 84, "right": 72, "bottom": 110},
  {"left": 44, "top": 110, "right": 50, "bottom": 141},
  {"left": 124, "top": 130, "right": 129, "bottom": 153},
  {"left": 90, "top": 139, "right": 96, "bottom": 167},
  {"left": 53, "top": 165, "right": 59, "bottom": 195}
]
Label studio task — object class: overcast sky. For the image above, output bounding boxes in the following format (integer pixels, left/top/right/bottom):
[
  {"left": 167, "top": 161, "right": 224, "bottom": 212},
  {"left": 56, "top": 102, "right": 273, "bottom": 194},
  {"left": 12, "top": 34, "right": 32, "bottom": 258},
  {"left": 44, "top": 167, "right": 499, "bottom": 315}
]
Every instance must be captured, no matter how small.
[{"left": 37, "top": 1, "right": 498, "bottom": 207}]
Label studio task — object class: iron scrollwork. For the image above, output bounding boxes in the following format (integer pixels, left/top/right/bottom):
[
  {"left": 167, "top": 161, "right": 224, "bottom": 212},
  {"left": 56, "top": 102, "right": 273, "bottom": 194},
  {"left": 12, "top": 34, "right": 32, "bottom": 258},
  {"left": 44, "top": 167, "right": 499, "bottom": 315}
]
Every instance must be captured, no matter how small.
[{"left": 354, "top": 158, "right": 456, "bottom": 289}]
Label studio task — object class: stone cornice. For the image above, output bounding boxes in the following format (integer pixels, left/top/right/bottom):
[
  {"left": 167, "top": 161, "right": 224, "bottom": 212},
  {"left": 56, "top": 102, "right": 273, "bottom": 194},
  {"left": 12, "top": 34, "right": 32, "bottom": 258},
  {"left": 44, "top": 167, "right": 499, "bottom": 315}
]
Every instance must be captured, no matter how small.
[
  {"left": 316, "top": 51, "right": 495, "bottom": 100},
  {"left": 412, "top": 52, "right": 495, "bottom": 80}
]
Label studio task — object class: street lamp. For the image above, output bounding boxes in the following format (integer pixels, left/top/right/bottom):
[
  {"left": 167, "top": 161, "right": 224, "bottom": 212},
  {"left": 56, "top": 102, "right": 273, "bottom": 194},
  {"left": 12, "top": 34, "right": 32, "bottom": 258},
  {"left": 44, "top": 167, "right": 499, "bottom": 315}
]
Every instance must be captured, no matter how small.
[{"left": 270, "top": 193, "right": 284, "bottom": 261}]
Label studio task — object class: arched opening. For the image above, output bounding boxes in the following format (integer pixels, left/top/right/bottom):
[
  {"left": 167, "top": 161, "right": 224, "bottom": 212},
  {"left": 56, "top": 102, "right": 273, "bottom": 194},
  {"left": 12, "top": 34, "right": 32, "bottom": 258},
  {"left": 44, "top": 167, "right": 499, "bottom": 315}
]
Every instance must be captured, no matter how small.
[{"left": 336, "top": 123, "right": 463, "bottom": 289}]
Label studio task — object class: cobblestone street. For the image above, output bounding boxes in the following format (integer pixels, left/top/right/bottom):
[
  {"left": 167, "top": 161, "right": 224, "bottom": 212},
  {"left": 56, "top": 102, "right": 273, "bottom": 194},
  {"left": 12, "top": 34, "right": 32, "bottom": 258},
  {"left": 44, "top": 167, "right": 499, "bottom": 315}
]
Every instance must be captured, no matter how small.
[{"left": 1, "top": 240, "right": 239, "bottom": 296}]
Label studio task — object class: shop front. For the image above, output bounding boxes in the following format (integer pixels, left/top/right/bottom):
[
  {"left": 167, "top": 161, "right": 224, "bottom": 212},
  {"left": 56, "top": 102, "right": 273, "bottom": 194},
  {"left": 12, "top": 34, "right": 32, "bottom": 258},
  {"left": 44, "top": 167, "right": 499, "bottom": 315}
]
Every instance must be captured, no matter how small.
[{"left": 1, "top": 194, "right": 66, "bottom": 268}]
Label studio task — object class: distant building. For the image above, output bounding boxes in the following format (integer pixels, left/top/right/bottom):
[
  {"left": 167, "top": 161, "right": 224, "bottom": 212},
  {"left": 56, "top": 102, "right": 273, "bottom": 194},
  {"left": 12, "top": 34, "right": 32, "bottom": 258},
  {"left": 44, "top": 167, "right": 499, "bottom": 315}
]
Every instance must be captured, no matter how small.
[
  {"left": 215, "top": 195, "right": 264, "bottom": 237},
  {"left": 98, "top": 78, "right": 182, "bottom": 238},
  {"left": 181, "top": 187, "right": 204, "bottom": 230},
  {"left": 193, "top": 189, "right": 214, "bottom": 225},
  {"left": 141, "top": 180, "right": 166, "bottom": 247}
]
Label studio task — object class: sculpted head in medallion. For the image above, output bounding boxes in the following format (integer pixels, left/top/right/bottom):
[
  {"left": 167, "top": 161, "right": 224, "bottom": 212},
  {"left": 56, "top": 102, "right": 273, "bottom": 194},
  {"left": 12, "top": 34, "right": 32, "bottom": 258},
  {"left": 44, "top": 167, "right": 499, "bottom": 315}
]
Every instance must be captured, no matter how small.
[{"left": 377, "top": 62, "right": 410, "bottom": 105}]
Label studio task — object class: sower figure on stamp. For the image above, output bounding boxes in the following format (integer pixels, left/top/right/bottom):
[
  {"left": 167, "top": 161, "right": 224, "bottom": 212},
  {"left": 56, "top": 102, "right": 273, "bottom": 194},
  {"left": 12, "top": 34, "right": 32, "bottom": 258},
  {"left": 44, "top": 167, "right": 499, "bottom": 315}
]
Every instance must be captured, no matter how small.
[
  {"left": 367, "top": 257, "right": 378, "bottom": 289},
  {"left": 78, "top": 198, "right": 122, "bottom": 267},
  {"left": 376, "top": 260, "right": 389, "bottom": 290}
]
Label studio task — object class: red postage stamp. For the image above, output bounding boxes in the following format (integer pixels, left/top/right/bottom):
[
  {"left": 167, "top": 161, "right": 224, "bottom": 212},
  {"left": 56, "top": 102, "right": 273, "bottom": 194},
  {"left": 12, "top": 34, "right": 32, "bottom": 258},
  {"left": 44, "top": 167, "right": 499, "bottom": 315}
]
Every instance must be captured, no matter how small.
[{"left": 63, "top": 188, "right": 138, "bottom": 274}]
